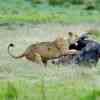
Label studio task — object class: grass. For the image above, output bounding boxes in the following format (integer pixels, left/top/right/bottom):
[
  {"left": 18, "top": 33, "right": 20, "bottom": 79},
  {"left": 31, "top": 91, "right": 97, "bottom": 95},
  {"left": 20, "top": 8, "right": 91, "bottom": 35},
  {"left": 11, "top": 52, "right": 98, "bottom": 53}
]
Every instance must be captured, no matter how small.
[
  {"left": 0, "top": 23, "right": 100, "bottom": 99},
  {"left": 0, "top": 4, "right": 100, "bottom": 24},
  {"left": 0, "top": 79, "right": 99, "bottom": 100},
  {"left": 0, "top": 21, "right": 100, "bottom": 100},
  {"left": 0, "top": 0, "right": 100, "bottom": 24},
  {"left": 0, "top": 1, "right": 100, "bottom": 99},
  {"left": 0, "top": 13, "right": 100, "bottom": 24},
  {"left": 0, "top": 1, "right": 100, "bottom": 100}
]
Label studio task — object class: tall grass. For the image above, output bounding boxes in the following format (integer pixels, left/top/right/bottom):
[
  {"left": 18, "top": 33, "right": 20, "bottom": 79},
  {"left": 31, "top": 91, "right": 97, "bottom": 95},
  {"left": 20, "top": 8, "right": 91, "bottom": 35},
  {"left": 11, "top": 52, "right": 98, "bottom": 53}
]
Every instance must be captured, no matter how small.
[{"left": 0, "top": 79, "right": 99, "bottom": 100}]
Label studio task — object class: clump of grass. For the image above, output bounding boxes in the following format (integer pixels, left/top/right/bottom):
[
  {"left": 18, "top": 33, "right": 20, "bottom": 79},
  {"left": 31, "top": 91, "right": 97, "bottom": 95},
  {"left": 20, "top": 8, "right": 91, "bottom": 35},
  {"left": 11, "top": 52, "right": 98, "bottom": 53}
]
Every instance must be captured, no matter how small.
[
  {"left": 84, "top": 0, "right": 96, "bottom": 11},
  {"left": 32, "top": 0, "right": 43, "bottom": 4},
  {"left": 5, "top": 81, "right": 18, "bottom": 100},
  {"left": 80, "top": 88, "right": 100, "bottom": 100}
]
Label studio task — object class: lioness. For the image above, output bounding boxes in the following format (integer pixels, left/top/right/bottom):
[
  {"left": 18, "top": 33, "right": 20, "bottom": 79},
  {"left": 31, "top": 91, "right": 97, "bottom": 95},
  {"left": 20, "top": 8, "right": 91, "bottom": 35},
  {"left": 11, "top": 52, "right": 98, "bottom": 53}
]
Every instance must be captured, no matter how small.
[{"left": 8, "top": 37, "right": 67, "bottom": 66}]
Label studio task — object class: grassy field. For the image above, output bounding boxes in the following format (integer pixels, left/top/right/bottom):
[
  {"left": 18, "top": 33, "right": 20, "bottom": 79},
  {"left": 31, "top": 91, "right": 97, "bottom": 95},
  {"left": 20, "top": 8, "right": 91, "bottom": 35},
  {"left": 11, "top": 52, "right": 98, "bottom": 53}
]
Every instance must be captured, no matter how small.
[
  {"left": 1, "top": 0, "right": 100, "bottom": 99},
  {"left": 0, "top": 23, "right": 100, "bottom": 100},
  {"left": 0, "top": 1, "right": 100, "bottom": 24},
  {"left": 0, "top": 79, "right": 99, "bottom": 100}
]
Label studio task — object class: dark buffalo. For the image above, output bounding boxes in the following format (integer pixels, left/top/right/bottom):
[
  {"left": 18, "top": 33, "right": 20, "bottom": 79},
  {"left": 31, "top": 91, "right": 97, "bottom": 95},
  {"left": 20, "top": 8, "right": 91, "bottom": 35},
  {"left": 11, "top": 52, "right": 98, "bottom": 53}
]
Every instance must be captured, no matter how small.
[{"left": 74, "top": 40, "right": 100, "bottom": 67}]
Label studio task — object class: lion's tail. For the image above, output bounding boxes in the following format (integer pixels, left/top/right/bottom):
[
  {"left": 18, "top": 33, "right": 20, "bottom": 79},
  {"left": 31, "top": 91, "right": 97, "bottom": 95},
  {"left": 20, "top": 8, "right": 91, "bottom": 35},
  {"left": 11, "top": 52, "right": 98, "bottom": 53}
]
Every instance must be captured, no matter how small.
[{"left": 8, "top": 43, "right": 25, "bottom": 59}]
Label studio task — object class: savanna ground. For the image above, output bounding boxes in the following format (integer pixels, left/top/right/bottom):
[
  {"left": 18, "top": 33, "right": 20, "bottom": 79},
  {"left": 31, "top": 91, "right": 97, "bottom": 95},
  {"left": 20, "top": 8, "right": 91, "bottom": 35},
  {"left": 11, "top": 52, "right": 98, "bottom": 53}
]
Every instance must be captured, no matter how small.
[
  {"left": 1, "top": 0, "right": 100, "bottom": 99},
  {"left": 0, "top": 23, "right": 100, "bottom": 100}
]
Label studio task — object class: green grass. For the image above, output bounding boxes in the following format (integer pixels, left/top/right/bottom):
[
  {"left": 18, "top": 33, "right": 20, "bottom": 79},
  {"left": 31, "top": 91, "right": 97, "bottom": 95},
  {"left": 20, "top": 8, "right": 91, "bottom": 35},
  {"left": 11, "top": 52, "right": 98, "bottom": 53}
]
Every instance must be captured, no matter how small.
[
  {"left": 0, "top": 79, "right": 99, "bottom": 100},
  {"left": 0, "top": 0, "right": 100, "bottom": 24},
  {"left": 0, "top": 12, "right": 100, "bottom": 24},
  {"left": 0, "top": 3, "right": 100, "bottom": 24}
]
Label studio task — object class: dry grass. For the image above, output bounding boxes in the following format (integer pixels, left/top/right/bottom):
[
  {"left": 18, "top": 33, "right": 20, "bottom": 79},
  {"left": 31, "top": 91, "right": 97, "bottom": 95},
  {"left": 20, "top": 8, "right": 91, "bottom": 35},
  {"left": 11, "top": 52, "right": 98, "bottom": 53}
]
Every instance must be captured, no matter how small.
[{"left": 0, "top": 23, "right": 100, "bottom": 99}]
